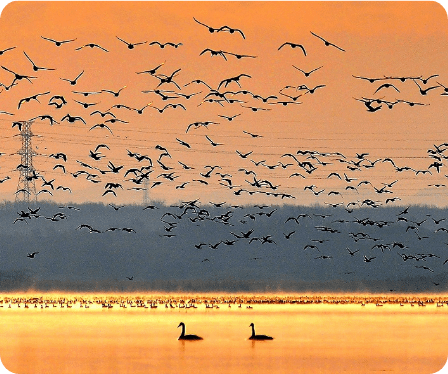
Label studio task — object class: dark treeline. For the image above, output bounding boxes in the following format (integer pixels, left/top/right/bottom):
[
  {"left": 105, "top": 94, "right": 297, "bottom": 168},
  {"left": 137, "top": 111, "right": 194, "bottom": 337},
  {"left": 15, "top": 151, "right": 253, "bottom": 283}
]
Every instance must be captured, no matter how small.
[{"left": 1, "top": 200, "right": 448, "bottom": 293}]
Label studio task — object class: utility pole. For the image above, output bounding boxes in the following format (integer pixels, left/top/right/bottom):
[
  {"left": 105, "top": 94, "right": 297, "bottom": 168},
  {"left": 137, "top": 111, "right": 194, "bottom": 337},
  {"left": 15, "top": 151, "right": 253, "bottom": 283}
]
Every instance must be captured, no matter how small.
[
  {"left": 143, "top": 178, "right": 150, "bottom": 205},
  {"left": 15, "top": 120, "right": 37, "bottom": 203}
]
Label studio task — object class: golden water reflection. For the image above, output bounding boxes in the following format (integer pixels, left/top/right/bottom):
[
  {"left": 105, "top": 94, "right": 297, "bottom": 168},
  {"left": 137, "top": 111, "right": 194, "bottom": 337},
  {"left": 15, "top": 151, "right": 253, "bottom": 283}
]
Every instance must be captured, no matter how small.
[{"left": 0, "top": 294, "right": 446, "bottom": 374}]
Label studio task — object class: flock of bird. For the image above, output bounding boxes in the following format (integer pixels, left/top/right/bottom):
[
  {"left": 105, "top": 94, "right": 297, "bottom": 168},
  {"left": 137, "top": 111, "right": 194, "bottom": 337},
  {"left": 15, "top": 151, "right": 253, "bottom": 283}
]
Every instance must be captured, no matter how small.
[
  {"left": 0, "top": 17, "right": 445, "bottom": 206},
  {"left": 11, "top": 196, "right": 448, "bottom": 290},
  {"left": 0, "top": 15, "right": 447, "bottom": 291}
]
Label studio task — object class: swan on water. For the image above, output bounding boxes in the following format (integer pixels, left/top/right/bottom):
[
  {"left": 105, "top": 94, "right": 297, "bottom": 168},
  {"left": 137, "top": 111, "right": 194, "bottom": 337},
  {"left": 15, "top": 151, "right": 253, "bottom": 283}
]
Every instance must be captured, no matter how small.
[
  {"left": 249, "top": 323, "right": 273, "bottom": 340},
  {"left": 178, "top": 322, "right": 203, "bottom": 340}
]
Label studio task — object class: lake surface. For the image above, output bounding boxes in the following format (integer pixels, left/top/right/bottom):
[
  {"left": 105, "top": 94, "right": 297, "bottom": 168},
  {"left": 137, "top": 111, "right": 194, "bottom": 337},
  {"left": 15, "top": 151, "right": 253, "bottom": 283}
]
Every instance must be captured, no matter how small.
[{"left": 0, "top": 299, "right": 447, "bottom": 374}]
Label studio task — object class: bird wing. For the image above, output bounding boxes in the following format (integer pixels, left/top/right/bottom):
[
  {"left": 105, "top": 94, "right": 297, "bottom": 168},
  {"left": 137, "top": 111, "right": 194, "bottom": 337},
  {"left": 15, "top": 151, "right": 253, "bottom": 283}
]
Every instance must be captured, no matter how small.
[
  {"left": 116, "top": 36, "right": 129, "bottom": 45},
  {"left": 278, "top": 42, "right": 289, "bottom": 50}
]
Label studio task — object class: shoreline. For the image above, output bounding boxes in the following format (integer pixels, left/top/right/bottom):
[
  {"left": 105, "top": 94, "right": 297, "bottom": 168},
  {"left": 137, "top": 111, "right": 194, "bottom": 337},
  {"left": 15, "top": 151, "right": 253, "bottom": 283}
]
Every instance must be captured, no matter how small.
[{"left": 1, "top": 293, "right": 448, "bottom": 306}]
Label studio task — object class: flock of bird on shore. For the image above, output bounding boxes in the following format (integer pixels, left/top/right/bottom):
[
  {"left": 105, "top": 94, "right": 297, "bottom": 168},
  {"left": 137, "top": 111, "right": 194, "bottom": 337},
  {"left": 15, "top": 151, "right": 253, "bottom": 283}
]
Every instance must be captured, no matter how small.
[
  {"left": 3, "top": 291, "right": 448, "bottom": 349},
  {"left": 0, "top": 16, "right": 447, "bottom": 288}
]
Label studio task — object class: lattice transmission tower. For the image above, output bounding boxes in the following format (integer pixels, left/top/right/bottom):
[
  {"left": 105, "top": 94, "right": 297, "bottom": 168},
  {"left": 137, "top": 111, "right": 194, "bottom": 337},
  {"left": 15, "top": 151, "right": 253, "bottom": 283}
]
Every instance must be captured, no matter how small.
[{"left": 15, "top": 120, "right": 37, "bottom": 203}]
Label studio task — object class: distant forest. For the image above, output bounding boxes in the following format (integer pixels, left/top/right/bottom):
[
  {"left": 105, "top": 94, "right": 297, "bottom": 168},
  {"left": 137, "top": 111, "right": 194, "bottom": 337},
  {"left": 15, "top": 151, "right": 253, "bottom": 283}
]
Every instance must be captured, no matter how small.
[{"left": 1, "top": 200, "right": 447, "bottom": 293}]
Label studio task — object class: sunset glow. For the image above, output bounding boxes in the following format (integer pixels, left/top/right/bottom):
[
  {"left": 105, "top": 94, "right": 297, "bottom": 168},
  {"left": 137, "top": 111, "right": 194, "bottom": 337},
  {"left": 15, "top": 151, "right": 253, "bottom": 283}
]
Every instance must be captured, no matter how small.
[{"left": 1, "top": 2, "right": 448, "bottom": 373}]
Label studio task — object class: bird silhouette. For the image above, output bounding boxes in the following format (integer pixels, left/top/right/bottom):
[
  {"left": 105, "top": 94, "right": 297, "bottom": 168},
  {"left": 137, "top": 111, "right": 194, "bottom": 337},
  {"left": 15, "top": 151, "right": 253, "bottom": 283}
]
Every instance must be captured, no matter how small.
[
  {"left": 278, "top": 42, "right": 306, "bottom": 55},
  {"left": 75, "top": 43, "right": 109, "bottom": 52},
  {"left": 217, "top": 73, "right": 251, "bottom": 89},
  {"left": 60, "top": 70, "right": 84, "bottom": 85},
  {"left": 205, "top": 135, "right": 223, "bottom": 147},
  {"left": 177, "top": 322, "right": 203, "bottom": 340},
  {"left": 41, "top": 36, "right": 77, "bottom": 46},
  {"left": 218, "top": 25, "right": 246, "bottom": 39},
  {"left": 199, "top": 48, "right": 228, "bottom": 60},
  {"left": 226, "top": 51, "right": 256, "bottom": 59},
  {"left": 149, "top": 41, "right": 182, "bottom": 49},
  {"left": 413, "top": 79, "right": 440, "bottom": 95},
  {"left": 292, "top": 65, "right": 323, "bottom": 77},
  {"left": 1, "top": 65, "right": 37, "bottom": 84},
  {"left": 136, "top": 62, "right": 165, "bottom": 76},
  {"left": 61, "top": 114, "right": 86, "bottom": 124},
  {"left": 417, "top": 74, "right": 439, "bottom": 84},
  {"left": 74, "top": 99, "right": 99, "bottom": 109},
  {"left": 373, "top": 83, "right": 400, "bottom": 94},
  {"left": 352, "top": 75, "right": 384, "bottom": 83},
  {"left": 18, "top": 91, "right": 50, "bottom": 109},
  {"left": 56, "top": 186, "right": 72, "bottom": 193},
  {"left": 23, "top": 51, "right": 55, "bottom": 71},
  {"left": 310, "top": 31, "right": 345, "bottom": 51},
  {"left": 102, "top": 86, "right": 127, "bottom": 97},
  {"left": 89, "top": 123, "right": 114, "bottom": 135},
  {"left": 116, "top": 36, "right": 146, "bottom": 49},
  {"left": 248, "top": 323, "right": 273, "bottom": 340},
  {"left": 243, "top": 130, "right": 263, "bottom": 138},
  {"left": 0, "top": 46, "right": 16, "bottom": 55}
]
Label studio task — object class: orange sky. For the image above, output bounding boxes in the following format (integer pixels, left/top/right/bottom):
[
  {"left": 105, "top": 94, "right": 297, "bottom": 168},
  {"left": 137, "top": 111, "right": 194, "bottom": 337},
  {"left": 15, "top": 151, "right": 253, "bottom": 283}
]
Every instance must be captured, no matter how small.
[{"left": 0, "top": 1, "right": 447, "bottom": 206}]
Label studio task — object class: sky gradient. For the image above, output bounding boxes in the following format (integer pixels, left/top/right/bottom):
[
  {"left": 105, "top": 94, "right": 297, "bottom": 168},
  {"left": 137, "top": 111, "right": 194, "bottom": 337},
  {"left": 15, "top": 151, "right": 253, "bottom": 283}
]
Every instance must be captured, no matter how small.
[{"left": 0, "top": 2, "right": 447, "bottom": 206}]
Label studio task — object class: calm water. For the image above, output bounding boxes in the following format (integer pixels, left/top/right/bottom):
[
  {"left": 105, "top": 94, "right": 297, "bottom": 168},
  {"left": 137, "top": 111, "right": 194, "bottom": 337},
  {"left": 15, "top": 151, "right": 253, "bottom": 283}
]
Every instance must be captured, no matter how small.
[{"left": 0, "top": 303, "right": 447, "bottom": 374}]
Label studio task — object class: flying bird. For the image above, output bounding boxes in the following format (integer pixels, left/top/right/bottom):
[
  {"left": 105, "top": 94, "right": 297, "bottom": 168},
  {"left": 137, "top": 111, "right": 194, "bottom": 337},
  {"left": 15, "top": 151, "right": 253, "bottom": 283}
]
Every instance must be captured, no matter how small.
[
  {"left": 41, "top": 36, "right": 77, "bottom": 46},
  {"left": 176, "top": 138, "right": 191, "bottom": 148},
  {"left": 0, "top": 46, "right": 16, "bottom": 55},
  {"left": 243, "top": 130, "right": 263, "bottom": 138},
  {"left": 74, "top": 100, "right": 99, "bottom": 109},
  {"left": 116, "top": 36, "right": 147, "bottom": 49},
  {"left": 61, "top": 114, "right": 86, "bottom": 124},
  {"left": 218, "top": 25, "right": 246, "bottom": 39},
  {"left": 373, "top": 83, "right": 400, "bottom": 94},
  {"left": 226, "top": 51, "right": 256, "bottom": 59},
  {"left": 75, "top": 43, "right": 109, "bottom": 52},
  {"left": 60, "top": 70, "right": 84, "bottom": 85},
  {"left": 90, "top": 124, "right": 113, "bottom": 134},
  {"left": 193, "top": 17, "right": 245, "bottom": 38},
  {"left": 292, "top": 65, "right": 323, "bottom": 77},
  {"left": 218, "top": 113, "right": 241, "bottom": 121},
  {"left": 1, "top": 65, "right": 37, "bottom": 84},
  {"left": 56, "top": 186, "right": 72, "bottom": 193},
  {"left": 413, "top": 79, "right": 440, "bottom": 95},
  {"left": 236, "top": 150, "right": 253, "bottom": 158},
  {"left": 23, "top": 51, "right": 55, "bottom": 71},
  {"left": 310, "top": 31, "right": 345, "bottom": 51},
  {"left": 199, "top": 48, "right": 228, "bottom": 60},
  {"left": 278, "top": 42, "right": 306, "bottom": 55},
  {"left": 102, "top": 86, "right": 127, "bottom": 97},
  {"left": 18, "top": 91, "right": 50, "bottom": 109},
  {"left": 149, "top": 41, "right": 182, "bottom": 49},
  {"left": 205, "top": 135, "right": 223, "bottom": 147},
  {"left": 217, "top": 73, "right": 251, "bottom": 89}
]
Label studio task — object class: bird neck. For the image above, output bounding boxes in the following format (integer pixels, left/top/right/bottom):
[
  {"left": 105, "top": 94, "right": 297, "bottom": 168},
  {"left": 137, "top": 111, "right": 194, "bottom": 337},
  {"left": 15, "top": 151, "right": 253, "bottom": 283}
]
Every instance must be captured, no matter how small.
[
  {"left": 251, "top": 325, "right": 255, "bottom": 337},
  {"left": 180, "top": 324, "right": 186, "bottom": 337}
]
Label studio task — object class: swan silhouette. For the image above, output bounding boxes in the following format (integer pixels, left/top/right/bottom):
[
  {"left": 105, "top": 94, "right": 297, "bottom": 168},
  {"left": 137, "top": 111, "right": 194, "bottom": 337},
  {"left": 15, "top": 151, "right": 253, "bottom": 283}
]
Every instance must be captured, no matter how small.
[
  {"left": 249, "top": 323, "right": 273, "bottom": 340},
  {"left": 178, "top": 322, "right": 203, "bottom": 340}
]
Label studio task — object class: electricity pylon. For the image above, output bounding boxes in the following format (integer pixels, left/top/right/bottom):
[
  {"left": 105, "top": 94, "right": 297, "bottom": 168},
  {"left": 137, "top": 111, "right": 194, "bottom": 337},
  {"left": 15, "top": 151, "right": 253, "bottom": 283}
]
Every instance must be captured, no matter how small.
[{"left": 15, "top": 120, "right": 37, "bottom": 203}]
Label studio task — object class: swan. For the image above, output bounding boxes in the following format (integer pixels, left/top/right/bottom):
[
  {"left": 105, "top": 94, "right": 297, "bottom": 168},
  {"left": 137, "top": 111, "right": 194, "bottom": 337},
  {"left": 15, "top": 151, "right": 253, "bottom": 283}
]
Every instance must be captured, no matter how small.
[
  {"left": 249, "top": 323, "right": 274, "bottom": 340},
  {"left": 178, "top": 322, "right": 203, "bottom": 340}
]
